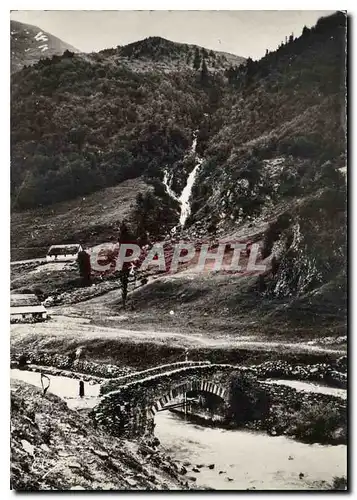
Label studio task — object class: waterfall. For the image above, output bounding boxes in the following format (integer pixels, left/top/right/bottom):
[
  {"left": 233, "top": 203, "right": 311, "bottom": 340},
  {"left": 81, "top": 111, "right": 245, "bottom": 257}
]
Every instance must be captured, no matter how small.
[
  {"left": 163, "top": 171, "right": 178, "bottom": 201},
  {"left": 178, "top": 158, "right": 203, "bottom": 227},
  {"left": 163, "top": 132, "right": 202, "bottom": 229}
]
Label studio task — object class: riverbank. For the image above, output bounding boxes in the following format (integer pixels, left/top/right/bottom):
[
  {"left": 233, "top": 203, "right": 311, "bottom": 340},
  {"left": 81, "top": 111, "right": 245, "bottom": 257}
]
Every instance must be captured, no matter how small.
[{"left": 170, "top": 379, "right": 347, "bottom": 447}]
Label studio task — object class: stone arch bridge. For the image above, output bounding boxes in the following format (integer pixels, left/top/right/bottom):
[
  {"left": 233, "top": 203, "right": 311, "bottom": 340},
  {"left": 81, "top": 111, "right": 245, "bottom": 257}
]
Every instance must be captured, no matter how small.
[{"left": 92, "top": 361, "right": 244, "bottom": 437}]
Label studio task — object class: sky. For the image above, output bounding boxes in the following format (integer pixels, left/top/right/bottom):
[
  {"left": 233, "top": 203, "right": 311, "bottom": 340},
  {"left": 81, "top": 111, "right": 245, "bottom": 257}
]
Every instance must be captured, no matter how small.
[{"left": 10, "top": 10, "right": 336, "bottom": 60}]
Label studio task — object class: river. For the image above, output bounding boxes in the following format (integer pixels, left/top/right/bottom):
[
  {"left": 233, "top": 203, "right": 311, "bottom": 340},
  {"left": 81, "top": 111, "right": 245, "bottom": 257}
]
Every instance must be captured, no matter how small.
[{"left": 155, "top": 411, "right": 347, "bottom": 490}]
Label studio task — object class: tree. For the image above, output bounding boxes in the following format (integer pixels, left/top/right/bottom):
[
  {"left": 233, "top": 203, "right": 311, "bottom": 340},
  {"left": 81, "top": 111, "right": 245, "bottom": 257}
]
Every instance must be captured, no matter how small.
[
  {"left": 200, "top": 58, "right": 209, "bottom": 84},
  {"left": 245, "top": 57, "right": 256, "bottom": 83},
  {"left": 77, "top": 249, "right": 91, "bottom": 285},
  {"left": 119, "top": 269, "right": 130, "bottom": 309},
  {"left": 227, "top": 373, "right": 270, "bottom": 424},
  {"left": 193, "top": 48, "right": 201, "bottom": 70},
  {"left": 118, "top": 221, "right": 136, "bottom": 309},
  {"left": 118, "top": 220, "right": 134, "bottom": 244}
]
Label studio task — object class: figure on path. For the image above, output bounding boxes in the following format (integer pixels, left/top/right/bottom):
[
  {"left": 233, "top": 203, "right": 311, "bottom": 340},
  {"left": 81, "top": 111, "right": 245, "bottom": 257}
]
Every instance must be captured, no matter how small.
[
  {"left": 79, "top": 379, "right": 85, "bottom": 398},
  {"left": 40, "top": 372, "right": 50, "bottom": 395}
]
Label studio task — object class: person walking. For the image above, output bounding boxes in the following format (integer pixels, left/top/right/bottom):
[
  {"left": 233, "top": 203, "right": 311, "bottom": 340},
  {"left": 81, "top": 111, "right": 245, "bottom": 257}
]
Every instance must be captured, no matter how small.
[{"left": 79, "top": 379, "right": 85, "bottom": 398}]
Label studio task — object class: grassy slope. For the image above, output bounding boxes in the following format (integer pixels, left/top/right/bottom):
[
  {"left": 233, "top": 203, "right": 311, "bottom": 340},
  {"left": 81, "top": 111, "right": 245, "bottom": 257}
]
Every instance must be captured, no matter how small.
[
  {"left": 11, "top": 380, "right": 190, "bottom": 491},
  {"left": 11, "top": 178, "right": 149, "bottom": 260},
  {"left": 11, "top": 20, "right": 79, "bottom": 74}
]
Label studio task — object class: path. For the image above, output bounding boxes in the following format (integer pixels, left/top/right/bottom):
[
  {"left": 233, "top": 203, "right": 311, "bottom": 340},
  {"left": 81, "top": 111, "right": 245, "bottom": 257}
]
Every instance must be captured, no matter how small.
[{"left": 11, "top": 312, "right": 346, "bottom": 354}]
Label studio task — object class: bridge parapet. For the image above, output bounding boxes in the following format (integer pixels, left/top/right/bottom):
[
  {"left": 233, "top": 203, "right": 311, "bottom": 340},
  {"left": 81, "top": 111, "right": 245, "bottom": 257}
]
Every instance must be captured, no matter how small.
[{"left": 100, "top": 360, "right": 210, "bottom": 395}]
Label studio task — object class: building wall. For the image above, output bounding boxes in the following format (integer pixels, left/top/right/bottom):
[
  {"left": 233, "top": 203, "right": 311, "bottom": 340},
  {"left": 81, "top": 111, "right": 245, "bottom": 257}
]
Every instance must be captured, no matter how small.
[
  {"left": 46, "top": 254, "right": 78, "bottom": 262},
  {"left": 11, "top": 312, "right": 47, "bottom": 321}
]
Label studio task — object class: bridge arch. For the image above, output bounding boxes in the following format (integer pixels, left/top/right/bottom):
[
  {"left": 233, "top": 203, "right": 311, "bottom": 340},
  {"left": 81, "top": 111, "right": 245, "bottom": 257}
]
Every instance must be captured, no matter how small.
[
  {"left": 149, "top": 380, "right": 227, "bottom": 416},
  {"left": 92, "top": 363, "right": 239, "bottom": 437}
]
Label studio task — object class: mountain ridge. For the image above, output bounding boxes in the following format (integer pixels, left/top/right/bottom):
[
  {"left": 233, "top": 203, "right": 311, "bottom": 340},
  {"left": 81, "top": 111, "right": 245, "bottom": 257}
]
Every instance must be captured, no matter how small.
[{"left": 11, "top": 20, "right": 79, "bottom": 73}]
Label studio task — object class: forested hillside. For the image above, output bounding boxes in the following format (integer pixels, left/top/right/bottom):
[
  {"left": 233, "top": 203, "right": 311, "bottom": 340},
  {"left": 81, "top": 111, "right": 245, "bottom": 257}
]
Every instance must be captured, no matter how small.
[
  {"left": 191, "top": 11, "right": 346, "bottom": 225},
  {"left": 11, "top": 41, "right": 229, "bottom": 209}
]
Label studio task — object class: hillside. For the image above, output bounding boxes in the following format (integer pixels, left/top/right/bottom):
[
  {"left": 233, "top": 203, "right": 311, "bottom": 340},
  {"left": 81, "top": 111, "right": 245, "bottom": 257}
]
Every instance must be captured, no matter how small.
[
  {"left": 11, "top": 178, "right": 151, "bottom": 261},
  {"left": 11, "top": 380, "right": 190, "bottom": 490},
  {"left": 11, "top": 20, "right": 79, "bottom": 74},
  {"left": 97, "top": 36, "right": 245, "bottom": 73}
]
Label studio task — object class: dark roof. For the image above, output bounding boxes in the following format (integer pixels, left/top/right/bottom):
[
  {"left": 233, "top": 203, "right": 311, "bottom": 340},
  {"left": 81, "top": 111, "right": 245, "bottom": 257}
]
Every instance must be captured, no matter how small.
[
  {"left": 47, "top": 244, "right": 81, "bottom": 256},
  {"left": 11, "top": 294, "right": 40, "bottom": 307}
]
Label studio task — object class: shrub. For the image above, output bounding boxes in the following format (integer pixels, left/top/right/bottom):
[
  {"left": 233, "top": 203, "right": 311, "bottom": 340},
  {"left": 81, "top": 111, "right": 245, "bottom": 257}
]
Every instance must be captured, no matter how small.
[
  {"left": 288, "top": 402, "right": 346, "bottom": 444},
  {"left": 330, "top": 476, "right": 347, "bottom": 491}
]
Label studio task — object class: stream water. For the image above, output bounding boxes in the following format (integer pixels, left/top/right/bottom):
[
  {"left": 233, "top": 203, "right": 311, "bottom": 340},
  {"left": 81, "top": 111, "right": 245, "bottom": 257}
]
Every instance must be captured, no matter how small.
[
  {"left": 155, "top": 411, "right": 347, "bottom": 490},
  {"left": 11, "top": 369, "right": 347, "bottom": 490}
]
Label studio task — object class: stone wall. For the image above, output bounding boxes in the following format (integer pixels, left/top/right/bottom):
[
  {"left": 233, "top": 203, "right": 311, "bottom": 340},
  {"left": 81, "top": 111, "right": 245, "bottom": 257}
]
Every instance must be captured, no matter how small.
[{"left": 11, "top": 352, "right": 131, "bottom": 379}]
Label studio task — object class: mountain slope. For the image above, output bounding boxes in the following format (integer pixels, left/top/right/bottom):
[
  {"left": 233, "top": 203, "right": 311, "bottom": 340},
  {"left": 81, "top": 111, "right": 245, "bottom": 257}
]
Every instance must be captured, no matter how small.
[
  {"left": 11, "top": 20, "right": 79, "bottom": 73},
  {"left": 10, "top": 51, "right": 212, "bottom": 210},
  {"left": 190, "top": 11, "right": 346, "bottom": 228},
  {"left": 10, "top": 12, "right": 347, "bottom": 334},
  {"left": 98, "top": 36, "right": 245, "bottom": 73}
]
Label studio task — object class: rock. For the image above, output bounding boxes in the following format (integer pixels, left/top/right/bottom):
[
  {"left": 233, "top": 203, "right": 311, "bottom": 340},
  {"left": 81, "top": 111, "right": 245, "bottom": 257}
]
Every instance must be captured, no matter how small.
[
  {"left": 196, "top": 464, "right": 204, "bottom": 468},
  {"left": 226, "top": 477, "right": 234, "bottom": 482},
  {"left": 70, "top": 485, "right": 86, "bottom": 490},
  {"left": 40, "top": 444, "right": 50, "bottom": 453},
  {"left": 288, "top": 456, "right": 294, "bottom": 460},
  {"left": 91, "top": 447, "right": 109, "bottom": 458},
  {"left": 299, "top": 473, "right": 305, "bottom": 479},
  {"left": 183, "top": 461, "right": 191, "bottom": 467},
  {"left": 192, "top": 467, "right": 200, "bottom": 473},
  {"left": 187, "top": 476, "right": 197, "bottom": 482},
  {"left": 58, "top": 450, "right": 71, "bottom": 457},
  {"left": 152, "top": 437, "right": 160, "bottom": 447},
  {"left": 180, "top": 466, "right": 187, "bottom": 475},
  {"left": 332, "top": 427, "right": 345, "bottom": 441},
  {"left": 208, "top": 464, "right": 215, "bottom": 469},
  {"left": 21, "top": 440, "right": 34, "bottom": 456},
  {"left": 68, "top": 461, "right": 82, "bottom": 469},
  {"left": 219, "top": 471, "right": 226, "bottom": 475},
  {"left": 126, "top": 478, "right": 137, "bottom": 487}
]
